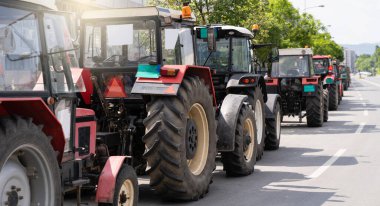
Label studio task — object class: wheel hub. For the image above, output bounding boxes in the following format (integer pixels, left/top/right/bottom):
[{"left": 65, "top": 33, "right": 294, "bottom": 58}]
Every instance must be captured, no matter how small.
[
  {"left": 243, "top": 134, "right": 252, "bottom": 152},
  {"left": 7, "top": 190, "right": 19, "bottom": 206},
  {"left": 119, "top": 190, "right": 127, "bottom": 204},
  {"left": 186, "top": 119, "right": 198, "bottom": 159}
]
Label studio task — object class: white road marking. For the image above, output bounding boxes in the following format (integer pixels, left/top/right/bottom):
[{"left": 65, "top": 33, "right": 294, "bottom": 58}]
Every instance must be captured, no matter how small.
[
  {"left": 216, "top": 165, "right": 223, "bottom": 171},
  {"left": 355, "top": 122, "right": 366, "bottom": 134},
  {"left": 364, "top": 110, "right": 368, "bottom": 116},
  {"left": 361, "top": 78, "right": 380, "bottom": 87},
  {"left": 362, "top": 102, "right": 367, "bottom": 107},
  {"left": 359, "top": 97, "right": 363, "bottom": 101},
  {"left": 358, "top": 93, "right": 362, "bottom": 97},
  {"left": 307, "top": 149, "right": 347, "bottom": 179}
]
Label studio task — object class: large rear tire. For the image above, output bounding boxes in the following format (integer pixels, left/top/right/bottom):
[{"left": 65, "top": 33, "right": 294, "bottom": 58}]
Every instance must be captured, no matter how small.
[
  {"left": 265, "top": 102, "right": 281, "bottom": 150},
  {"left": 143, "top": 76, "right": 216, "bottom": 200},
  {"left": 248, "top": 88, "right": 265, "bottom": 160},
  {"left": 323, "top": 89, "right": 329, "bottom": 122},
  {"left": 306, "top": 84, "right": 324, "bottom": 127},
  {"left": 0, "top": 116, "right": 61, "bottom": 206},
  {"left": 221, "top": 103, "right": 257, "bottom": 176},
  {"left": 328, "top": 83, "right": 339, "bottom": 110}
]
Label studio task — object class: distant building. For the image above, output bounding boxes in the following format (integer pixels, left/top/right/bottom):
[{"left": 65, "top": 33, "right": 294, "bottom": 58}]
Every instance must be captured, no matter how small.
[{"left": 343, "top": 48, "right": 357, "bottom": 72}]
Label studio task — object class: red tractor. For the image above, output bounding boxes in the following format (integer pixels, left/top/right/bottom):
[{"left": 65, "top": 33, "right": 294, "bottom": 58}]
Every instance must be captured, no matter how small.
[
  {"left": 312, "top": 55, "right": 343, "bottom": 111},
  {"left": 79, "top": 6, "right": 217, "bottom": 200},
  {"left": 0, "top": 1, "right": 138, "bottom": 205}
]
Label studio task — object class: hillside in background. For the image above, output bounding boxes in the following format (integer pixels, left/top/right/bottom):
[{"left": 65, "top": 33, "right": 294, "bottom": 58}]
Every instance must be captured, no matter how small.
[{"left": 342, "top": 43, "right": 380, "bottom": 55}]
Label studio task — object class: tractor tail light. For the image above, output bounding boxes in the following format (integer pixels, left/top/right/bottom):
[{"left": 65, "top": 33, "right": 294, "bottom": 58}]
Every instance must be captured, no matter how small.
[
  {"left": 240, "top": 77, "right": 255, "bottom": 84},
  {"left": 161, "top": 68, "right": 179, "bottom": 77},
  {"left": 328, "top": 65, "right": 333, "bottom": 73}
]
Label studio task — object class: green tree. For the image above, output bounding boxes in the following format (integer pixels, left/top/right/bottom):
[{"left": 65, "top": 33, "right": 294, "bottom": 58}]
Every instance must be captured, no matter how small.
[{"left": 355, "top": 54, "right": 372, "bottom": 72}]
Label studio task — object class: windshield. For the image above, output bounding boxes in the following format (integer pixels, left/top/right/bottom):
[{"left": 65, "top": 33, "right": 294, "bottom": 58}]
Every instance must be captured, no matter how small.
[
  {"left": 196, "top": 37, "right": 229, "bottom": 71},
  {"left": 272, "top": 55, "right": 310, "bottom": 77},
  {"left": 83, "top": 20, "right": 158, "bottom": 68},
  {"left": 0, "top": 6, "right": 44, "bottom": 91},
  {"left": 44, "top": 13, "right": 84, "bottom": 93},
  {"left": 313, "top": 58, "right": 329, "bottom": 75}
]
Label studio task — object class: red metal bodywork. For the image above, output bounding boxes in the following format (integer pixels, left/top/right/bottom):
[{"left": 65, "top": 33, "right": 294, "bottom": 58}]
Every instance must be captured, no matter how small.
[
  {"left": 136, "top": 65, "right": 217, "bottom": 106},
  {"left": 80, "top": 68, "right": 94, "bottom": 105},
  {"left": 0, "top": 98, "right": 65, "bottom": 163},
  {"left": 96, "top": 156, "right": 127, "bottom": 203},
  {"left": 302, "top": 76, "right": 320, "bottom": 85},
  {"left": 265, "top": 78, "right": 279, "bottom": 86},
  {"left": 75, "top": 108, "right": 96, "bottom": 159}
]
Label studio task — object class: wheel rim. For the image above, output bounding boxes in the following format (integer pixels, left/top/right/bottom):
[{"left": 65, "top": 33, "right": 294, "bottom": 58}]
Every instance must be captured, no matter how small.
[
  {"left": 187, "top": 103, "right": 209, "bottom": 176},
  {"left": 0, "top": 145, "right": 56, "bottom": 206},
  {"left": 255, "top": 100, "right": 263, "bottom": 144},
  {"left": 243, "top": 118, "right": 255, "bottom": 162},
  {"left": 276, "top": 110, "right": 281, "bottom": 140},
  {"left": 117, "top": 179, "right": 134, "bottom": 206}
]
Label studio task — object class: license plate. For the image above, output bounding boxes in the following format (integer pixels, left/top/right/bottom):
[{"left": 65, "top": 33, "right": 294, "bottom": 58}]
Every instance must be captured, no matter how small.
[{"left": 303, "top": 85, "right": 315, "bottom": 92}]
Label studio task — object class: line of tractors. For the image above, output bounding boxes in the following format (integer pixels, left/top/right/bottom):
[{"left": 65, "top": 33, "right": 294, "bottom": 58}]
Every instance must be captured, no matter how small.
[{"left": 0, "top": 1, "right": 351, "bottom": 205}]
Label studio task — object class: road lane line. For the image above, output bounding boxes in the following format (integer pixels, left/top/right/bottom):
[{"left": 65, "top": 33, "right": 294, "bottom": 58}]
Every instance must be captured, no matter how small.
[
  {"left": 361, "top": 78, "right": 380, "bottom": 87},
  {"left": 364, "top": 110, "right": 368, "bottom": 116},
  {"left": 355, "top": 122, "right": 366, "bottom": 134},
  {"left": 359, "top": 97, "right": 363, "bottom": 101},
  {"left": 307, "top": 149, "right": 346, "bottom": 179}
]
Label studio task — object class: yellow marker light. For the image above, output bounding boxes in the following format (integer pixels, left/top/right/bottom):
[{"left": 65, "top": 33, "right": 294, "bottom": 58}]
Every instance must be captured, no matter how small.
[
  {"left": 251, "top": 24, "right": 260, "bottom": 32},
  {"left": 182, "top": 3, "right": 192, "bottom": 19}
]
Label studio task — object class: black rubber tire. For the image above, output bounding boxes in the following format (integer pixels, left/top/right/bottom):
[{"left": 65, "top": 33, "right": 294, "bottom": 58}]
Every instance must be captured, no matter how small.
[
  {"left": 221, "top": 103, "right": 257, "bottom": 176},
  {"left": 112, "top": 165, "right": 138, "bottom": 206},
  {"left": 328, "top": 83, "right": 339, "bottom": 111},
  {"left": 306, "top": 84, "right": 324, "bottom": 127},
  {"left": 143, "top": 76, "right": 216, "bottom": 200},
  {"left": 265, "top": 101, "right": 281, "bottom": 150},
  {"left": 248, "top": 87, "right": 265, "bottom": 160},
  {"left": 323, "top": 89, "right": 329, "bottom": 122},
  {"left": 0, "top": 116, "right": 61, "bottom": 206},
  {"left": 344, "top": 82, "right": 348, "bottom": 91}
]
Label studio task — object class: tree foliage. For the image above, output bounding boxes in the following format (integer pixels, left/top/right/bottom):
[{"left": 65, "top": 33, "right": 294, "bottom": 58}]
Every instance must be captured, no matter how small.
[{"left": 147, "top": 0, "right": 344, "bottom": 61}]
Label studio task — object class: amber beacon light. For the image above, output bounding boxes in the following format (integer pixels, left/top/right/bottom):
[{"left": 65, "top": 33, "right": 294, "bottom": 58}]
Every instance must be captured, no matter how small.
[{"left": 182, "top": 1, "right": 192, "bottom": 19}]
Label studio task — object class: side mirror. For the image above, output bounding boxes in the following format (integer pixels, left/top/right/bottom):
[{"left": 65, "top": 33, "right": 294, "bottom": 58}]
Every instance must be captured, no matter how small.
[{"left": 207, "top": 28, "right": 216, "bottom": 52}]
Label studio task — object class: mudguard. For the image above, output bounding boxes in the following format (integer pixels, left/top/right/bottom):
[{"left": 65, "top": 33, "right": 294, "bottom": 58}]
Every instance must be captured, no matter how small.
[
  {"left": 96, "top": 156, "right": 128, "bottom": 203},
  {"left": 131, "top": 65, "right": 217, "bottom": 106},
  {"left": 323, "top": 74, "right": 335, "bottom": 85},
  {"left": 227, "top": 74, "right": 267, "bottom": 102},
  {"left": 217, "top": 94, "right": 249, "bottom": 152},
  {"left": 265, "top": 94, "right": 281, "bottom": 120}
]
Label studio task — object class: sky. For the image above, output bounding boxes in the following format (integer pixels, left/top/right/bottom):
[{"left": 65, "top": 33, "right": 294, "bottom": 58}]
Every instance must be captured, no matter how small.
[{"left": 288, "top": 0, "right": 380, "bottom": 45}]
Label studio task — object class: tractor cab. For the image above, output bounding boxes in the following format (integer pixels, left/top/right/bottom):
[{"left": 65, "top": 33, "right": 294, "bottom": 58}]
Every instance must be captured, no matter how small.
[{"left": 273, "top": 48, "right": 314, "bottom": 78}]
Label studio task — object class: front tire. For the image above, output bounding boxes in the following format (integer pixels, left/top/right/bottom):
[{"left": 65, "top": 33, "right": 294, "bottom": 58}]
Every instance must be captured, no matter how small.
[
  {"left": 113, "top": 165, "right": 138, "bottom": 206},
  {"left": 323, "top": 89, "right": 329, "bottom": 122},
  {"left": 221, "top": 103, "right": 257, "bottom": 176},
  {"left": 306, "top": 84, "right": 324, "bottom": 127},
  {"left": 143, "top": 76, "right": 216, "bottom": 200},
  {"left": 248, "top": 88, "right": 265, "bottom": 160},
  {"left": 328, "top": 83, "right": 339, "bottom": 110},
  {"left": 0, "top": 116, "right": 61, "bottom": 206},
  {"left": 265, "top": 102, "right": 281, "bottom": 150}
]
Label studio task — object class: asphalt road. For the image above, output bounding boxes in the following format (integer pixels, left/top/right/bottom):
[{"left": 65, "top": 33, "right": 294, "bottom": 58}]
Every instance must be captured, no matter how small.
[{"left": 65, "top": 76, "right": 380, "bottom": 206}]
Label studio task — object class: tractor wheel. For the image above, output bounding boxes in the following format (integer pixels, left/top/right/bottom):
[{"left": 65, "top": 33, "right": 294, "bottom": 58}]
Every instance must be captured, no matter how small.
[
  {"left": 265, "top": 102, "right": 281, "bottom": 150},
  {"left": 248, "top": 87, "right": 265, "bottom": 160},
  {"left": 143, "top": 76, "right": 216, "bottom": 200},
  {"left": 112, "top": 165, "right": 138, "bottom": 206},
  {"left": 328, "top": 83, "right": 339, "bottom": 111},
  {"left": 0, "top": 116, "right": 61, "bottom": 206},
  {"left": 306, "top": 84, "right": 324, "bottom": 127},
  {"left": 221, "top": 103, "right": 257, "bottom": 176},
  {"left": 323, "top": 89, "right": 329, "bottom": 122},
  {"left": 344, "top": 82, "right": 348, "bottom": 91}
]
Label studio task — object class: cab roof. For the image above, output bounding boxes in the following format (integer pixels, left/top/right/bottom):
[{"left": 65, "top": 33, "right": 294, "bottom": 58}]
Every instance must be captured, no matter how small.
[
  {"left": 82, "top": 6, "right": 196, "bottom": 22},
  {"left": 313, "top": 55, "right": 331, "bottom": 59},
  {"left": 279, "top": 48, "right": 313, "bottom": 56},
  {"left": 195, "top": 25, "right": 254, "bottom": 38}
]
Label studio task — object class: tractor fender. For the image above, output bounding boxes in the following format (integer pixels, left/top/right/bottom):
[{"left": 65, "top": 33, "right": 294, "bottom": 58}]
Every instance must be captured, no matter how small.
[
  {"left": 0, "top": 98, "right": 65, "bottom": 163},
  {"left": 217, "top": 94, "right": 249, "bottom": 152},
  {"left": 227, "top": 74, "right": 267, "bottom": 102},
  {"left": 132, "top": 65, "right": 217, "bottom": 106},
  {"left": 323, "top": 74, "right": 335, "bottom": 85},
  {"left": 96, "top": 156, "right": 128, "bottom": 203},
  {"left": 265, "top": 94, "right": 281, "bottom": 120}
]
